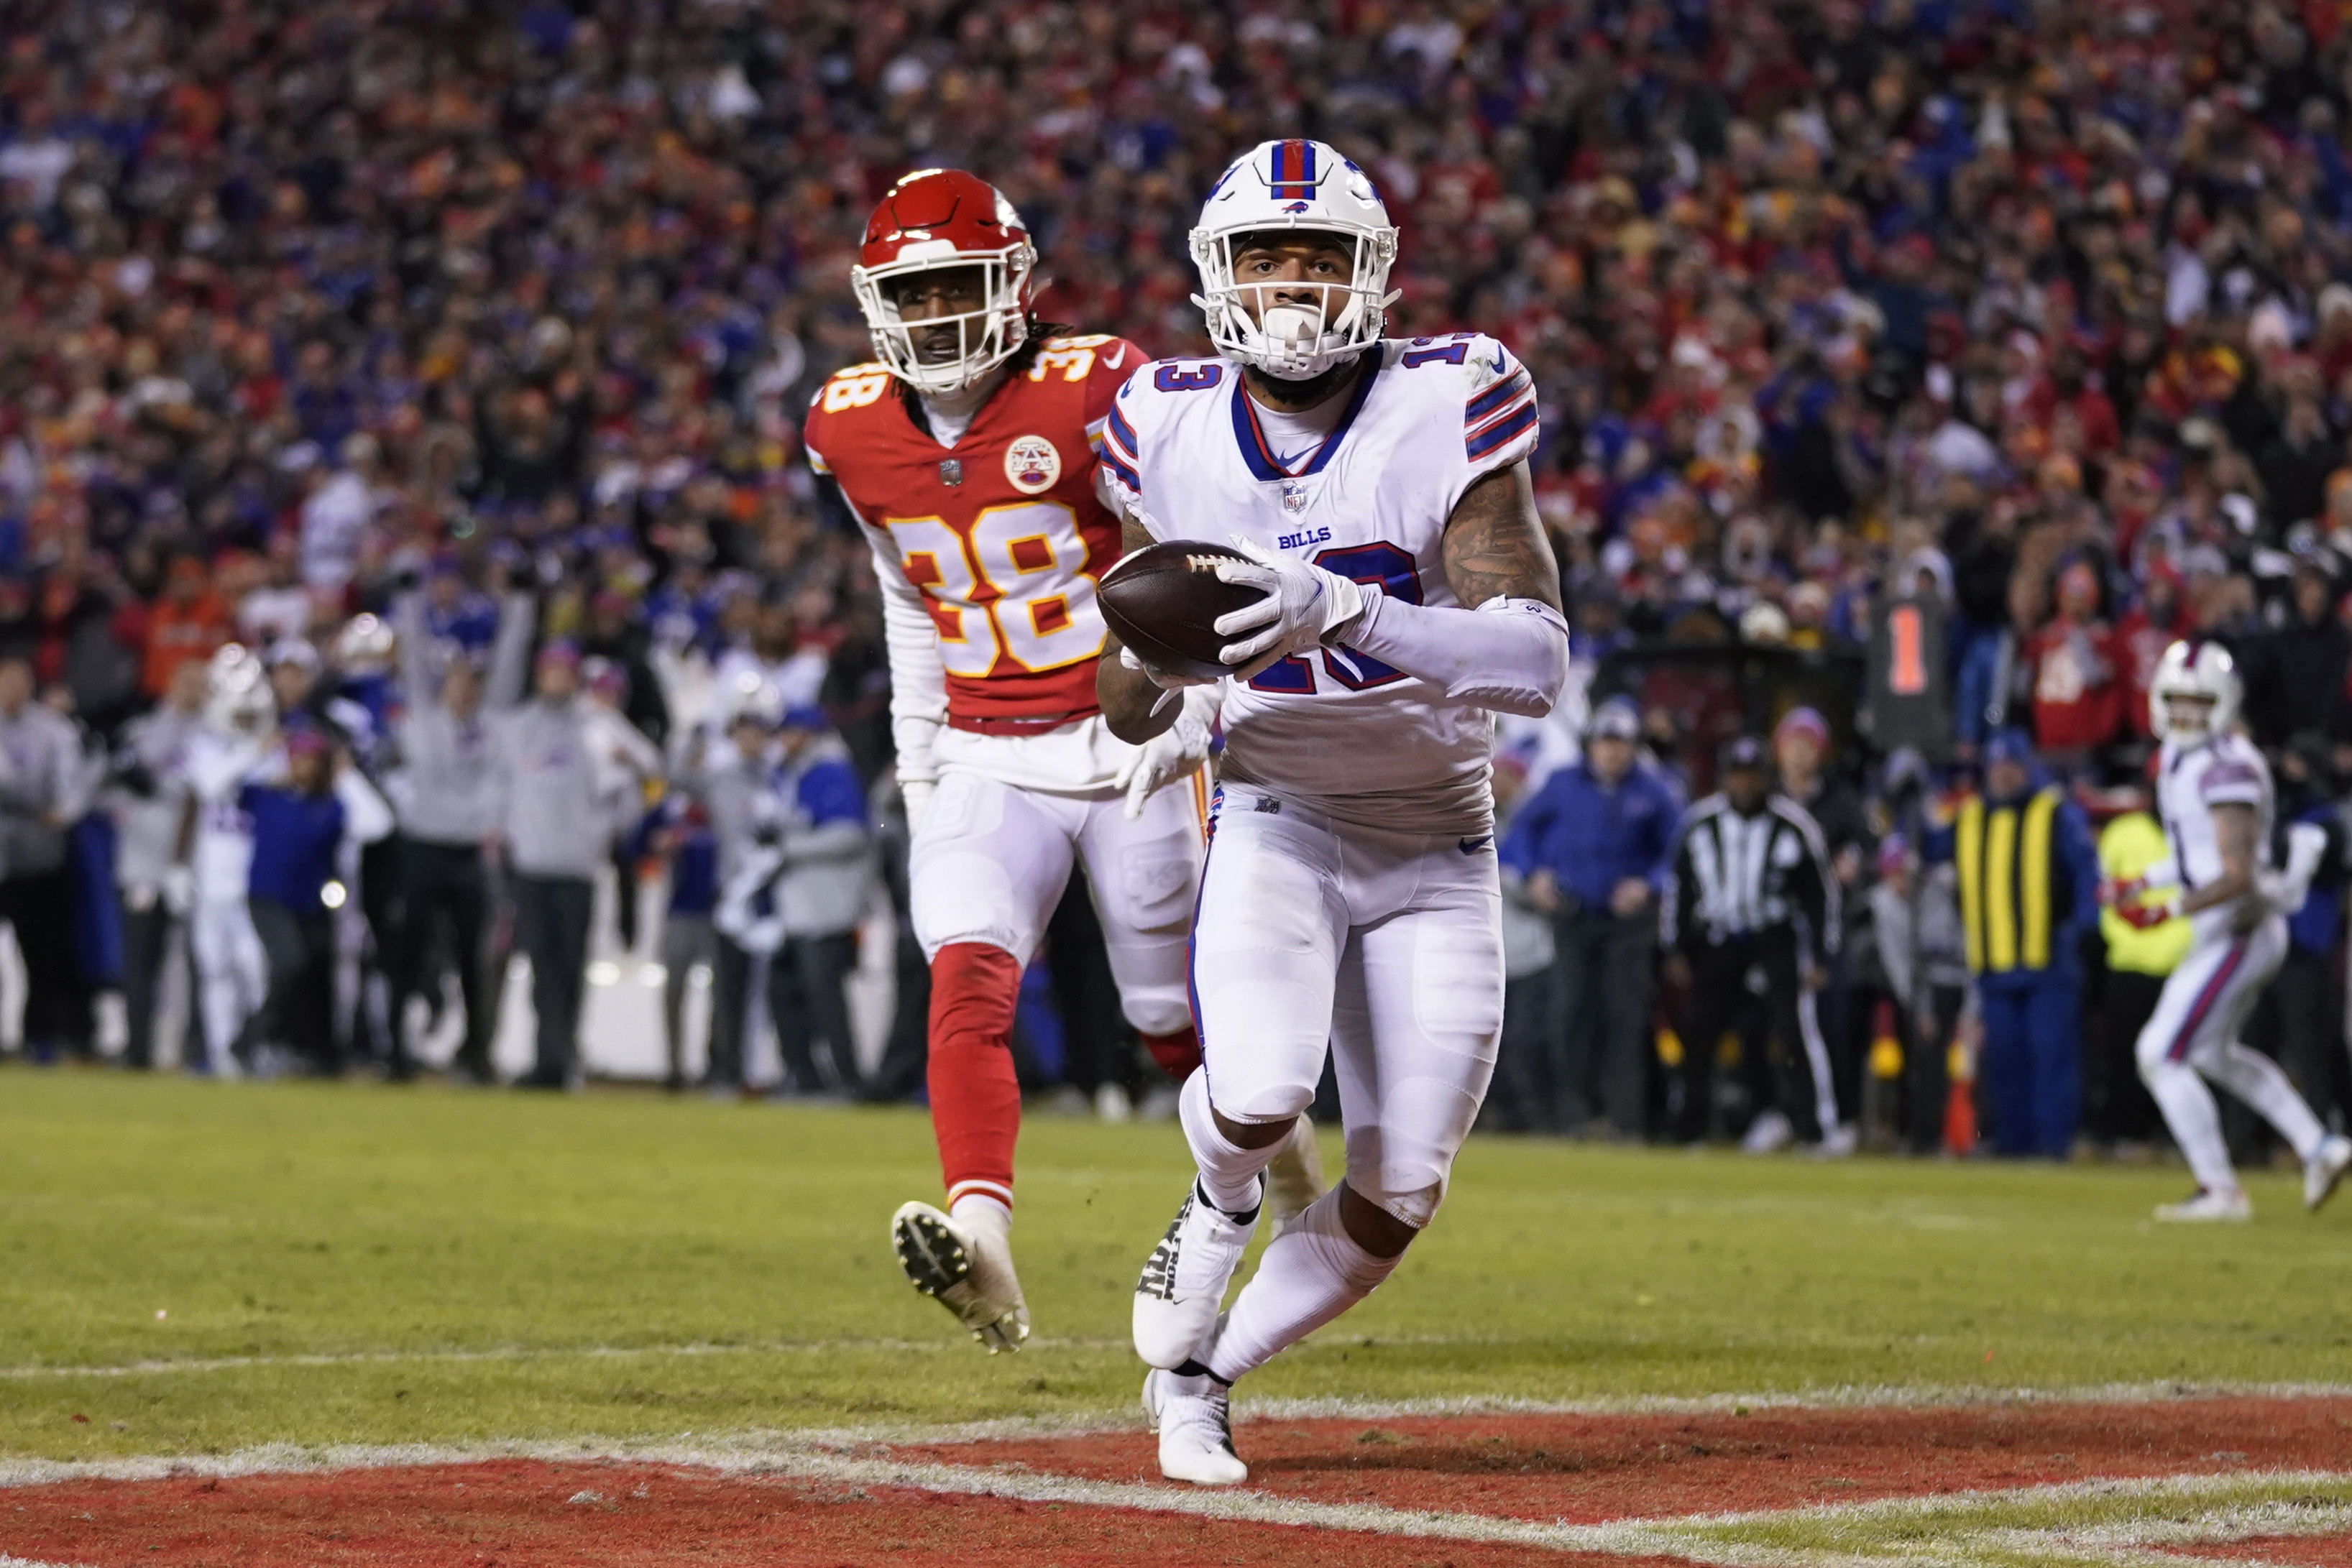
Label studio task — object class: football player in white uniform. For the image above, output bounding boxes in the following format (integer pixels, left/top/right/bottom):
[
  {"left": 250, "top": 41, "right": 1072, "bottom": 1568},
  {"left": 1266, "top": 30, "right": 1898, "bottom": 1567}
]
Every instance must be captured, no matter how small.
[
  {"left": 2107, "top": 640, "right": 2352, "bottom": 1222},
  {"left": 183, "top": 644, "right": 278, "bottom": 1074},
  {"left": 1097, "top": 138, "right": 1570, "bottom": 1485}
]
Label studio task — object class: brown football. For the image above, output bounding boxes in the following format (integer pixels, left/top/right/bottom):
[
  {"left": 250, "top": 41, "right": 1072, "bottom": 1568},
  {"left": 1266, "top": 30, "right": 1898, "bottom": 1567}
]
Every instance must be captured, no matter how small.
[{"left": 1098, "top": 540, "right": 1265, "bottom": 681}]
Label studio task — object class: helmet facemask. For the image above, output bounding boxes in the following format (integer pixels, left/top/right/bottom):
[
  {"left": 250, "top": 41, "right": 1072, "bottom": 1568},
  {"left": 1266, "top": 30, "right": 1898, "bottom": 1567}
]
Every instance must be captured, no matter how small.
[
  {"left": 853, "top": 246, "right": 1036, "bottom": 397},
  {"left": 1191, "top": 223, "right": 1399, "bottom": 382}
]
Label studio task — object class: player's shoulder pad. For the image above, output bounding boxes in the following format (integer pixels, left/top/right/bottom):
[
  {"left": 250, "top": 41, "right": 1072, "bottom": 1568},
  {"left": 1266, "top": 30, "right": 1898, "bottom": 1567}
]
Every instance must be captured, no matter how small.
[
  {"left": 808, "top": 360, "right": 896, "bottom": 418},
  {"left": 1423, "top": 332, "right": 1535, "bottom": 466},
  {"left": 1124, "top": 355, "right": 1234, "bottom": 400},
  {"left": 1020, "top": 332, "right": 1145, "bottom": 387}
]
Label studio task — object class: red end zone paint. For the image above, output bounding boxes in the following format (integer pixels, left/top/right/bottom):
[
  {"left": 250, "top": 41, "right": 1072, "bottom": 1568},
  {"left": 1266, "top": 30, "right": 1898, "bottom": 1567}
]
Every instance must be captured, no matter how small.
[
  {"left": 5, "top": 1398, "right": 2349, "bottom": 1568},
  {"left": 895, "top": 1395, "right": 2352, "bottom": 1521},
  {"left": 0, "top": 1462, "right": 1648, "bottom": 1568}
]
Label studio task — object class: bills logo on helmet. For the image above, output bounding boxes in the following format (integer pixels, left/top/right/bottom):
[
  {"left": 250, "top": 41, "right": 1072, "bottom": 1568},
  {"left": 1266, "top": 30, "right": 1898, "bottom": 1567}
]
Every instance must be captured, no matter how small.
[{"left": 1004, "top": 434, "right": 1061, "bottom": 494}]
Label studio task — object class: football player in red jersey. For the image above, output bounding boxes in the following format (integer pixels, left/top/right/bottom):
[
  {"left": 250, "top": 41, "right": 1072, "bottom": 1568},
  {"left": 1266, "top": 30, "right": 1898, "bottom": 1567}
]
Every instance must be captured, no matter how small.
[{"left": 806, "top": 169, "right": 1321, "bottom": 1352}]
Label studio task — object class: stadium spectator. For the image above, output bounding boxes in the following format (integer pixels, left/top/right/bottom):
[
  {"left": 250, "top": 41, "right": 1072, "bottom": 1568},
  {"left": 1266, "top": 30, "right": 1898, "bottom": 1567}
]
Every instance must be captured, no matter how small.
[
  {"left": 236, "top": 722, "right": 393, "bottom": 1075},
  {"left": 104, "top": 658, "right": 206, "bottom": 1070},
  {"left": 0, "top": 651, "right": 93, "bottom": 1062},
  {"left": 1502, "top": 698, "right": 1679, "bottom": 1139},
  {"left": 714, "top": 704, "right": 873, "bottom": 1097},
  {"left": 491, "top": 640, "right": 628, "bottom": 1091},
  {"left": 388, "top": 586, "right": 534, "bottom": 1083}
]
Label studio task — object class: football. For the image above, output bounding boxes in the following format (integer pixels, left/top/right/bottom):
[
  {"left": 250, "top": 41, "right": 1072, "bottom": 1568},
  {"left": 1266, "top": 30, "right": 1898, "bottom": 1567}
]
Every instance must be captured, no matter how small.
[{"left": 1098, "top": 540, "right": 1265, "bottom": 681}]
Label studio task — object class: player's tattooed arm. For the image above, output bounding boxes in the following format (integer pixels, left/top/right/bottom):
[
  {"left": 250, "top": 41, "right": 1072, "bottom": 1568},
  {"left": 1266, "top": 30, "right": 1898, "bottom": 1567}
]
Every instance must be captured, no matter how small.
[
  {"left": 2179, "top": 801, "right": 2259, "bottom": 921},
  {"left": 1441, "top": 461, "right": 1563, "bottom": 612},
  {"left": 1098, "top": 515, "right": 1182, "bottom": 744}
]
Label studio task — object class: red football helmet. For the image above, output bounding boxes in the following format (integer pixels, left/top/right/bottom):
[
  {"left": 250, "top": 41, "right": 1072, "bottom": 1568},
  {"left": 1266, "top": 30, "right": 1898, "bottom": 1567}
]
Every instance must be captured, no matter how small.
[{"left": 850, "top": 168, "right": 1037, "bottom": 396}]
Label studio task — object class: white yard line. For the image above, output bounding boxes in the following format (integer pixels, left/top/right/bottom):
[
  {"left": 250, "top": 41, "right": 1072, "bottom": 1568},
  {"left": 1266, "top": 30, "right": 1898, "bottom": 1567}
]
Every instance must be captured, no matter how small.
[{"left": 0, "top": 1337, "right": 1129, "bottom": 1380}]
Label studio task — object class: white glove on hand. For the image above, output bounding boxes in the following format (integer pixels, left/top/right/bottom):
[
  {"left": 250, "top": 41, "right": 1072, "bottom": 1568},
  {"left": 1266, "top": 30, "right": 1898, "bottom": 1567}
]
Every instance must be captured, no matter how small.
[
  {"left": 1113, "top": 686, "right": 1216, "bottom": 820},
  {"left": 162, "top": 864, "right": 195, "bottom": 918},
  {"left": 900, "top": 778, "right": 935, "bottom": 834},
  {"left": 1212, "top": 535, "right": 1365, "bottom": 678}
]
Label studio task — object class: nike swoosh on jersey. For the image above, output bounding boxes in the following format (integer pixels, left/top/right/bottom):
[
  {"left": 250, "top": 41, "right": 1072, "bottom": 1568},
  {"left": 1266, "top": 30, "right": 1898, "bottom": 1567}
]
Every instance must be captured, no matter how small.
[
  {"left": 1103, "top": 345, "right": 1128, "bottom": 368},
  {"left": 1487, "top": 346, "right": 1507, "bottom": 374},
  {"left": 1458, "top": 834, "right": 1494, "bottom": 854}
]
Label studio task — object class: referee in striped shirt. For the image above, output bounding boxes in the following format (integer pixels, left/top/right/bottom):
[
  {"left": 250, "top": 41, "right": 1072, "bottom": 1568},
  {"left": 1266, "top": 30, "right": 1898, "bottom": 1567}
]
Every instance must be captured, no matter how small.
[{"left": 1660, "top": 736, "right": 1848, "bottom": 1153}]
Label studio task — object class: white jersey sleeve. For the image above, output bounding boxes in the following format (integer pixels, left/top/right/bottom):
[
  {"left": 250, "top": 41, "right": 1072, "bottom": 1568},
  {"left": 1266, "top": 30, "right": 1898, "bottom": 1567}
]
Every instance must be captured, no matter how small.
[
  {"left": 1459, "top": 336, "right": 1539, "bottom": 484},
  {"left": 814, "top": 428, "right": 949, "bottom": 789}
]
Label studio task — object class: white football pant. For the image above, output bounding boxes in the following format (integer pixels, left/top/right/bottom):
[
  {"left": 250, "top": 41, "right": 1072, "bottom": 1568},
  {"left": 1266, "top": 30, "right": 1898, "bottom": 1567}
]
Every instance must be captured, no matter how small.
[
  {"left": 190, "top": 896, "right": 266, "bottom": 1062},
  {"left": 2136, "top": 913, "right": 2325, "bottom": 1191},
  {"left": 910, "top": 767, "right": 1203, "bottom": 1036},
  {"left": 1190, "top": 785, "right": 1503, "bottom": 1229}
]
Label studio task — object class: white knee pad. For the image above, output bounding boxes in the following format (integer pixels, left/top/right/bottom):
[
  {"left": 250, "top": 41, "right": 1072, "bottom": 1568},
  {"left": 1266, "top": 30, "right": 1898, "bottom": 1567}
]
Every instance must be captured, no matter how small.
[
  {"left": 1209, "top": 1074, "right": 1317, "bottom": 1125},
  {"left": 1118, "top": 984, "right": 1193, "bottom": 1039},
  {"left": 1365, "top": 1179, "right": 1447, "bottom": 1230}
]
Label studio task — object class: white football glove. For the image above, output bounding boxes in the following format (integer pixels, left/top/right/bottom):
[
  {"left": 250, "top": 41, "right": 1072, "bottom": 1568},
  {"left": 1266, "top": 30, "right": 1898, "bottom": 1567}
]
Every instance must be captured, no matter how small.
[
  {"left": 900, "top": 778, "right": 935, "bottom": 834},
  {"left": 1113, "top": 686, "right": 1216, "bottom": 819},
  {"left": 162, "top": 864, "right": 196, "bottom": 918},
  {"left": 1212, "top": 535, "right": 1365, "bottom": 678}
]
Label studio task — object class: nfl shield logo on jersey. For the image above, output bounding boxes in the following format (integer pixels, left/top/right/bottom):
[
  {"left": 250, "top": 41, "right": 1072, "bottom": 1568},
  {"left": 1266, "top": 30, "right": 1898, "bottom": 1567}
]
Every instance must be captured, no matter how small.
[
  {"left": 1005, "top": 435, "right": 1061, "bottom": 494},
  {"left": 1281, "top": 479, "right": 1309, "bottom": 514}
]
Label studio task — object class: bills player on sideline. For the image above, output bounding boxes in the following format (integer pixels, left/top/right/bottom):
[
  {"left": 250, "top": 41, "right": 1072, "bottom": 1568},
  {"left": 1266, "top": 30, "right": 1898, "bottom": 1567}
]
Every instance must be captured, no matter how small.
[
  {"left": 1098, "top": 139, "right": 1570, "bottom": 1484},
  {"left": 804, "top": 168, "right": 1321, "bottom": 1353},
  {"left": 2104, "top": 640, "right": 2352, "bottom": 1222},
  {"left": 183, "top": 644, "right": 279, "bottom": 1074}
]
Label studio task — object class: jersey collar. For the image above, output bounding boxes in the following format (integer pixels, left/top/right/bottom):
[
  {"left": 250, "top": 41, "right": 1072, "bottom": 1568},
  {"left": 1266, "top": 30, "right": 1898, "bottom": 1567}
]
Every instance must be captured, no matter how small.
[{"left": 1228, "top": 346, "right": 1384, "bottom": 483}]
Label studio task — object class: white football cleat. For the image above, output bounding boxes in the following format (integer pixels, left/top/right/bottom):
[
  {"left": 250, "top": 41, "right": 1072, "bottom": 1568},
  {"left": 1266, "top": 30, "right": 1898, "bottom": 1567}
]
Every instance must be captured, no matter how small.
[
  {"left": 2154, "top": 1187, "right": 2254, "bottom": 1224},
  {"left": 1134, "top": 1177, "right": 1261, "bottom": 1368},
  {"left": 1741, "top": 1108, "right": 1793, "bottom": 1155},
  {"left": 1144, "top": 1366, "right": 1248, "bottom": 1486},
  {"left": 1264, "top": 1115, "right": 1324, "bottom": 1237},
  {"left": 2304, "top": 1135, "right": 2352, "bottom": 1213},
  {"left": 890, "top": 1201, "right": 1030, "bottom": 1353}
]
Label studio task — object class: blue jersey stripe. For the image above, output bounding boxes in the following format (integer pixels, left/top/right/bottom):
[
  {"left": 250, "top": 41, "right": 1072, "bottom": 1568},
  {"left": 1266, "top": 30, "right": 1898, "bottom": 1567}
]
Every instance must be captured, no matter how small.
[
  {"left": 1464, "top": 368, "right": 1530, "bottom": 423},
  {"left": 1466, "top": 401, "right": 1539, "bottom": 461}
]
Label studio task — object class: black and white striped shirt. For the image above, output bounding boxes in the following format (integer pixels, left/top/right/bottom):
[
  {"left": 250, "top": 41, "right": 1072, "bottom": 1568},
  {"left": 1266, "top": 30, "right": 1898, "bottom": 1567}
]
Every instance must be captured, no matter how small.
[{"left": 1661, "top": 793, "right": 1838, "bottom": 957}]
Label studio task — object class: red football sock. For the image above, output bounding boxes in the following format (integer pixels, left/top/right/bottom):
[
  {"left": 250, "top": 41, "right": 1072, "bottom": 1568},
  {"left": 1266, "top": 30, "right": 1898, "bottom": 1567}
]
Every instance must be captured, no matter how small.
[
  {"left": 1142, "top": 1025, "right": 1203, "bottom": 1083},
  {"left": 926, "top": 941, "right": 1025, "bottom": 1211}
]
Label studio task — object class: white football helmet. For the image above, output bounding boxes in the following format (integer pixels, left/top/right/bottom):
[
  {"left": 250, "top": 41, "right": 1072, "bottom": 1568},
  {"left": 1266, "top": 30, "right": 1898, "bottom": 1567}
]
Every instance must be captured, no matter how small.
[
  {"left": 1191, "top": 139, "right": 1400, "bottom": 381},
  {"left": 720, "top": 669, "right": 784, "bottom": 732},
  {"left": 2149, "top": 638, "right": 2241, "bottom": 744},
  {"left": 334, "top": 612, "right": 395, "bottom": 675},
  {"left": 204, "top": 648, "right": 275, "bottom": 737}
]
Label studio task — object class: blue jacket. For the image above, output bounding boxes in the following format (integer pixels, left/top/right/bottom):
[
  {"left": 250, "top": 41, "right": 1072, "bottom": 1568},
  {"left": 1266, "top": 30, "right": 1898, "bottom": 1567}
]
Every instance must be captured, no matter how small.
[
  {"left": 240, "top": 784, "right": 346, "bottom": 911},
  {"left": 1501, "top": 759, "right": 1681, "bottom": 911}
]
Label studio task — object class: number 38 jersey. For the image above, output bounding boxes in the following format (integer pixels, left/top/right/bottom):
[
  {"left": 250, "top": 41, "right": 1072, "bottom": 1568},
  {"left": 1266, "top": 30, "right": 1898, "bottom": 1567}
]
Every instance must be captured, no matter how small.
[
  {"left": 1100, "top": 334, "right": 1540, "bottom": 834},
  {"left": 806, "top": 334, "right": 1144, "bottom": 790}
]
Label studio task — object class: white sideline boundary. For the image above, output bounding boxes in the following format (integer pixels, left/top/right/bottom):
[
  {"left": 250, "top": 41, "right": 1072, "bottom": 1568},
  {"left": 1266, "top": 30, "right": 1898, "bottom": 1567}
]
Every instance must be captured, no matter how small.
[{"left": 0, "top": 1436, "right": 2346, "bottom": 1564}]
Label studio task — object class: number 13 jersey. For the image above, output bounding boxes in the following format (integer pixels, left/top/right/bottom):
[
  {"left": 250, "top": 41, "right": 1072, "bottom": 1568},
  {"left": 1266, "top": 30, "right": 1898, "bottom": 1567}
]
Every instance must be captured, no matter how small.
[
  {"left": 1100, "top": 335, "right": 1540, "bottom": 834},
  {"left": 807, "top": 334, "right": 1144, "bottom": 791}
]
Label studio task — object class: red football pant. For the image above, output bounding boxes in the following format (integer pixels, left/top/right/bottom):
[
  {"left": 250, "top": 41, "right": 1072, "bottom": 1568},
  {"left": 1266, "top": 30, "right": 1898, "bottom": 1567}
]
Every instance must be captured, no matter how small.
[
  {"left": 927, "top": 941, "right": 1025, "bottom": 1212},
  {"left": 1144, "top": 1026, "right": 1203, "bottom": 1082}
]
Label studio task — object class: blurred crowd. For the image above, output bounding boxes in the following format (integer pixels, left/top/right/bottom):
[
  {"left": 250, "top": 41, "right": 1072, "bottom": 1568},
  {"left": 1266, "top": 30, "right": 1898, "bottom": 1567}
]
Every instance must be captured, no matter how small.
[{"left": 8, "top": 0, "right": 2352, "bottom": 1150}]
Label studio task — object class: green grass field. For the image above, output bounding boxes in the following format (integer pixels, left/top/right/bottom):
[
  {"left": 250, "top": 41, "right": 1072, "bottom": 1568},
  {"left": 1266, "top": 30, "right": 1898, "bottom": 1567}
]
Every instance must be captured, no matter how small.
[{"left": 3, "top": 1071, "right": 2349, "bottom": 1463}]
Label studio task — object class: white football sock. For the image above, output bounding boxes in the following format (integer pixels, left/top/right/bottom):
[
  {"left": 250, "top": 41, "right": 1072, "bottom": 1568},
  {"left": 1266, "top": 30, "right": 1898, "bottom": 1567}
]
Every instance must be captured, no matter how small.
[
  {"left": 2205, "top": 1043, "right": 2326, "bottom": 1161},
  {"left": 1181, "top": 1069, "right": 1286, "bottom": 1217},
  {"left": 1204, "top": 1185, "right": 1400, "bottom": 1383},
  {"left": 2145, "top": 1059, "right": 2239, "bottom": 1194},
  {"left": 950, "top": 1191, "right": 1011, "bottom": 1237}
]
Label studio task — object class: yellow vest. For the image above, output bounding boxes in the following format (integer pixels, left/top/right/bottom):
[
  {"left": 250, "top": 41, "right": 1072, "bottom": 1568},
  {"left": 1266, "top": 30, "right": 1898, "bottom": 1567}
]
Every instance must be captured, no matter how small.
[
  {"left": 1956, "top": 788, "right": 2063, "bottom": 974},
  {"left": 2098, "top": 811, "right": 2191, "bottom": 977}
]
